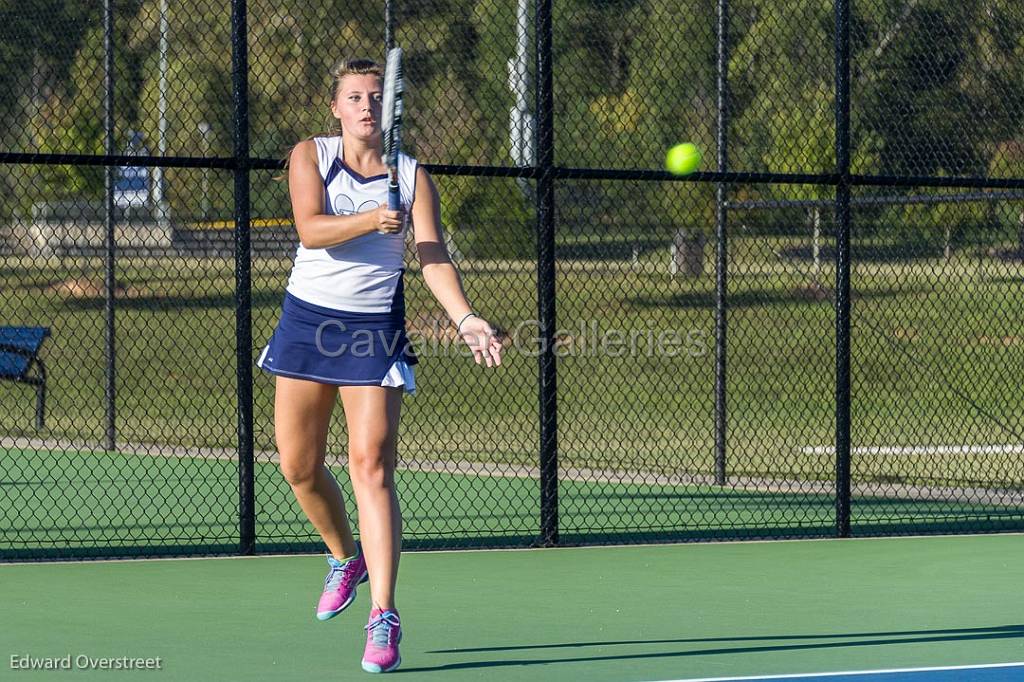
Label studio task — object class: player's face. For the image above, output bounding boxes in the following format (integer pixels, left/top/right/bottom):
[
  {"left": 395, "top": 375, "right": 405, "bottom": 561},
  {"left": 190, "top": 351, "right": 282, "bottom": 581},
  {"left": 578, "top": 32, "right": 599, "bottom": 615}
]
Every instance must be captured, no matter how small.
[{"left": 332, "top": 74, "right": 383, "bottom": 139}]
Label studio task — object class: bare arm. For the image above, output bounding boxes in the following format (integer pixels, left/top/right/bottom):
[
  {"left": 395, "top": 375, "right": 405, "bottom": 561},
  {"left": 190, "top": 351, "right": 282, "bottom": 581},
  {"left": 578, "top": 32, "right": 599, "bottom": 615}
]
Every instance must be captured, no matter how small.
[
  {"left": 288, "top": 139, "right": 403, "bottom": 249},
  {"left": 412, "top": 166, "right": 503, "bottom": 367},
  {"left": 412, "top": 166, "right": 472, "bottom": 324}
]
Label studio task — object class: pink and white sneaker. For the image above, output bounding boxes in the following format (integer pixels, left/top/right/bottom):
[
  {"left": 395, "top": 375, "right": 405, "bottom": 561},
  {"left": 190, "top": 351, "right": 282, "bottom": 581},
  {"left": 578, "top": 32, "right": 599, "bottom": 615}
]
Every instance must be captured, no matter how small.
[
  {"left": 315, "top": 544, "right": 368, "bottom": 621},
  {"left": 361, "top": 608, "right": 402, "bottom": 673}
]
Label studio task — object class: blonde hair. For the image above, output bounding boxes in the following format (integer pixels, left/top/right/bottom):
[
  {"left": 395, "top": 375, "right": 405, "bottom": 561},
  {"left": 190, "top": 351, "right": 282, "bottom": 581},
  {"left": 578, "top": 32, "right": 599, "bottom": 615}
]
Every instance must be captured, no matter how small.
[{"left": 274, "top": 57, "right": 385, "bottom": 181}]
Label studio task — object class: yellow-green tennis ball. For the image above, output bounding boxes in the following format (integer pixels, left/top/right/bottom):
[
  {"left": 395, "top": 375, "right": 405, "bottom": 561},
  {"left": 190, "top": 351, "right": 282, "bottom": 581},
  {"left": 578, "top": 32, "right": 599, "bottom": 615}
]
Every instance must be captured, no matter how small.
[{"left": 665, "top": 143, "right": 702, "bottom": 176}]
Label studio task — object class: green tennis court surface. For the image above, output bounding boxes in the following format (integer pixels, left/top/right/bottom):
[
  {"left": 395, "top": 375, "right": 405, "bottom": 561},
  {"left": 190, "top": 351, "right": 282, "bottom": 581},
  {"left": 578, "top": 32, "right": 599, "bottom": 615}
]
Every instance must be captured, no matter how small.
[
  {"left": 652, "top": 663, "right": 1024, "bottom": 681},
  {"left": 4, "top": 447, "right": 1021, "bottom": 560},
  {"left": 2, "top": 534, "right": 1022, "bottom": 680}
]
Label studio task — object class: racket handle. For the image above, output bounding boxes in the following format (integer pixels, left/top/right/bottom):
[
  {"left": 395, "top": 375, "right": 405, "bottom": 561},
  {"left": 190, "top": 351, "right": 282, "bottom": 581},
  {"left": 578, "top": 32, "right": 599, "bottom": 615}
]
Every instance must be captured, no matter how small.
[{"left": 388, "top": 181, "right": 401, "bottom": 211}]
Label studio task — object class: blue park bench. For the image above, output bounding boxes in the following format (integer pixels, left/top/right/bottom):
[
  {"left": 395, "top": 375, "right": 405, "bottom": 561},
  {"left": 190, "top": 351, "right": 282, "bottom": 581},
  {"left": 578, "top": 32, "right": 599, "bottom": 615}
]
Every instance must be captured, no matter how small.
[{"left": 0, "top": 326, "right": 50, "bottom": 429}]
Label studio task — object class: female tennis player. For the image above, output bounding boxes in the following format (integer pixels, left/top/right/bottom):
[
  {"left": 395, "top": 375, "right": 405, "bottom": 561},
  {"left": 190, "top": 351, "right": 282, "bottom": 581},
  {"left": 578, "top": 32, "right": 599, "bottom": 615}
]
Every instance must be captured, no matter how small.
[{"left": 258, "top": 57, "right": 503, "bottom": 674}]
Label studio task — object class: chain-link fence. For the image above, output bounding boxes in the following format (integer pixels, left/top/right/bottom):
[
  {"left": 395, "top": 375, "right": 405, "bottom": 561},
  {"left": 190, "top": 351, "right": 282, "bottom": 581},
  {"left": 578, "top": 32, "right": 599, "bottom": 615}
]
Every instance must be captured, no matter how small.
[{"left": 2, "top": 0, "right": 1022, "bottom": 560}]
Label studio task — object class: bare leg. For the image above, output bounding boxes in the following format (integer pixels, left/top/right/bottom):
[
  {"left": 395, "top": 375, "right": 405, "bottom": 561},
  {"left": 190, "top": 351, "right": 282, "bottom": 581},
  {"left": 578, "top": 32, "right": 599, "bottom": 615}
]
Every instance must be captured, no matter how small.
[
  {"left": 274, "top": 375, "right": 357, "bottom": 561},
  {"left": 339, "top": 385, "right": 404, "bottom": 610}
]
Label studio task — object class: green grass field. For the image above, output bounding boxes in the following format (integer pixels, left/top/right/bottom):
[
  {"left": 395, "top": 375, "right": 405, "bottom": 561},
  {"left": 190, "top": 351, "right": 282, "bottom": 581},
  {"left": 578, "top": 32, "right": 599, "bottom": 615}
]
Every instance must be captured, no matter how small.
[
  {"left": 2, "top": 231, "right": 1023, "bottom": 554},
  {"left": 3, "top": 235, "right": 1021, "bottom": 484}
]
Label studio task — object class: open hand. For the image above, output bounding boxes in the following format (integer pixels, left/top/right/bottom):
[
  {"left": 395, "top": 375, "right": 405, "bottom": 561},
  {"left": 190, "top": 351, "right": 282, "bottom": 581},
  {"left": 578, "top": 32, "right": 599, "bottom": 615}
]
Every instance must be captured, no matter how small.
[{"left": 458, "top": 316, "right": 505, "bottom": 367}]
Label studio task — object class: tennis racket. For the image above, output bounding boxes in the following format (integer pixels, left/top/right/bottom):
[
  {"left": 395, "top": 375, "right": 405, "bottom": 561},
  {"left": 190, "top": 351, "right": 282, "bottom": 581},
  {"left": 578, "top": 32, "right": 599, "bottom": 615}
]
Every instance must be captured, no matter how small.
[{"left": 380, "top": 47, "right": 404, "bottom": 213}]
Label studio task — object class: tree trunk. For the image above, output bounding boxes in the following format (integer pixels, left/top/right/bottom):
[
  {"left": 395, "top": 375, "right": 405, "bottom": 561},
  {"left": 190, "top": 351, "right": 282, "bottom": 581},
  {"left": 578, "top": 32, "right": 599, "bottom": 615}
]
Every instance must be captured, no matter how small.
[{"left": 672, "top": 228, "right": 705, "bottom": 277}]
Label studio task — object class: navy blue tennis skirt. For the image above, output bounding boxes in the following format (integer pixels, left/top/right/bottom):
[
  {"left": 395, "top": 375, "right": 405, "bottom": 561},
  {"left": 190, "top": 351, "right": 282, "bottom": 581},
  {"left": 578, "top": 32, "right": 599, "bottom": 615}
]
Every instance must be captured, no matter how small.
[{"left": 257, "top": 291, "right": 418, "bottom": 391}]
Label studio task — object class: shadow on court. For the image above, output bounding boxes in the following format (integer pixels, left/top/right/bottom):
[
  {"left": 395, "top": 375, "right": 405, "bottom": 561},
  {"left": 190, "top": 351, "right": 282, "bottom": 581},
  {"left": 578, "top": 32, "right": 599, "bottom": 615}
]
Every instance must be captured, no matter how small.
[{"left": 402, "top": 624, "right": 1024, "bottom": 673}]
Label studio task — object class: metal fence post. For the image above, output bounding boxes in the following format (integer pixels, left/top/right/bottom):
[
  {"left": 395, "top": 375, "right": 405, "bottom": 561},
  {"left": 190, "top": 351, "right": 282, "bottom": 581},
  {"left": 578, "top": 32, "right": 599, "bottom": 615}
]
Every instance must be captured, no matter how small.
[
  {"left": 834, "top": 0, "right": 853, "bottom": 538},
  {"left": 232, "top": 0, "right": 255, "bottom": 555},
  {"left": 103, "top": 0, "right": 117, "bottom": 453},
  {"left": 536, "top": 0, "right": 558, "bottom": 547},
  {"left": 715, "top": 0, "right": 730, "bottom": 487}
]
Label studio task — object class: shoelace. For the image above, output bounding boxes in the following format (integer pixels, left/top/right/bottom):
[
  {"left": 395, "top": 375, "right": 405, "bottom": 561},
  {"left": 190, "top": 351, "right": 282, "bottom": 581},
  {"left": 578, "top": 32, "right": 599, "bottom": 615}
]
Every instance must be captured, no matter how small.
[
  {"left": 324, "top": 557, "right": 359, "bottom": 591},
  {"left": 365, "top": 611, "right": 401, "bottom": 647}
]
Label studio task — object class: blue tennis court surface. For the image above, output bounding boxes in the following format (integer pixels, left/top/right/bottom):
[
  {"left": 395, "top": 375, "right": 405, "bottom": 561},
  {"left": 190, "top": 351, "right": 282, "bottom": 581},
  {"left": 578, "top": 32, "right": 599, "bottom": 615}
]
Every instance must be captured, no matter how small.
[{"left": 661, "top": 662, "right": 1024, "bottom": 682}]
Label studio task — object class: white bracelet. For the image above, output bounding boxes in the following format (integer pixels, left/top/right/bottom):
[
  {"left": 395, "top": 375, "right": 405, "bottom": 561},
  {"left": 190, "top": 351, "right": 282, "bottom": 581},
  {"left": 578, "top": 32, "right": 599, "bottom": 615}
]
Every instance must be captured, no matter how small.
[{"left": 456, "top": 312, "right": 479, "bottom": 333}]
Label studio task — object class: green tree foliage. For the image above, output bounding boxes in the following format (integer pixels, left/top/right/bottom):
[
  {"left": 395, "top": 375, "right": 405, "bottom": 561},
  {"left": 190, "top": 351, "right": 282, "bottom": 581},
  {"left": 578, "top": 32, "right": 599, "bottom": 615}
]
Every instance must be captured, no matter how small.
[
  {"left": 0, "top": 0, "right": 103, "bottom": 218},
  {"left": 729, "top": 0, "right": 834, "bottom": 176},
  {"left": 860, "top": 0, "right": 1024, "bottom": 177},
  {"left": 858, "top": 0, "right": 1024, "bottom": 246},
  {"left": 3, "top": 0, "right": 1024, "bottom": 249}
]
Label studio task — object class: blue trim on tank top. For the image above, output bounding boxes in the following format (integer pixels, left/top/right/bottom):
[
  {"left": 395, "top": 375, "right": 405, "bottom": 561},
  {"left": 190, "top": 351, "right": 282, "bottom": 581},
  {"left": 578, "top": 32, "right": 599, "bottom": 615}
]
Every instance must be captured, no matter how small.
[
  {"left": 324, "top": 158, "right": 388, "bottom": 186},
  {"left": 323, "top": 158, "right": 343, "bottom": 187}
]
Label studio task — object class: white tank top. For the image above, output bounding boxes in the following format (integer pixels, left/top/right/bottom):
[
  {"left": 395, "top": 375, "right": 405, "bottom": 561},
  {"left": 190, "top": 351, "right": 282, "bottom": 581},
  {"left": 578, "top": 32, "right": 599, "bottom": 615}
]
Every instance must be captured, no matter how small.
[{"left": 286, "top": 135, "right": 418, "bottom": 313}]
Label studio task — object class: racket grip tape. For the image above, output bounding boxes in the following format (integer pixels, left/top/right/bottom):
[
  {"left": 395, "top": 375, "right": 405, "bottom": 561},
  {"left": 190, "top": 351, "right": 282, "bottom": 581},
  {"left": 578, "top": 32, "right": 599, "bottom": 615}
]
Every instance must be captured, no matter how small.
[{"left": 388, "top": 182, "right": 401, "bottom": 211}]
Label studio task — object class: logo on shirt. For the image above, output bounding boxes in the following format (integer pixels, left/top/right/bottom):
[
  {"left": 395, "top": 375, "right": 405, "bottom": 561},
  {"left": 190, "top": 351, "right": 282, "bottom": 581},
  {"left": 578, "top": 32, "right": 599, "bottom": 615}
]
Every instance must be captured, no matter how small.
[
  {"left": 332, "top": 194, "right": 381, "bottom": 216},
  {"left": 333, "top": 194, "right": 355, "bottom": 215}
]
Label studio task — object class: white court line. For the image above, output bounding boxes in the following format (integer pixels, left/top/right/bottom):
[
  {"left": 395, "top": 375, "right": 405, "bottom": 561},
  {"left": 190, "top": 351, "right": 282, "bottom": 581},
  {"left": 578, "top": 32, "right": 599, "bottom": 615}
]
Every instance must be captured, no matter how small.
[
  {"left": 801, "top": 444, "right": 1024, "bottom": 456},
  {"left": 640, "top": 660, "right": 1024, "bottom": 682}
]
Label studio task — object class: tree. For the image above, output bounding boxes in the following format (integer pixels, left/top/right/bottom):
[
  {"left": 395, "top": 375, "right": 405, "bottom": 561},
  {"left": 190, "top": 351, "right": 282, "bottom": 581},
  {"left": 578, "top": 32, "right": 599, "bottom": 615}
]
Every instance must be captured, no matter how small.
[{"left": 0, "top": 0, "right": 101, "bottom": 219}]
